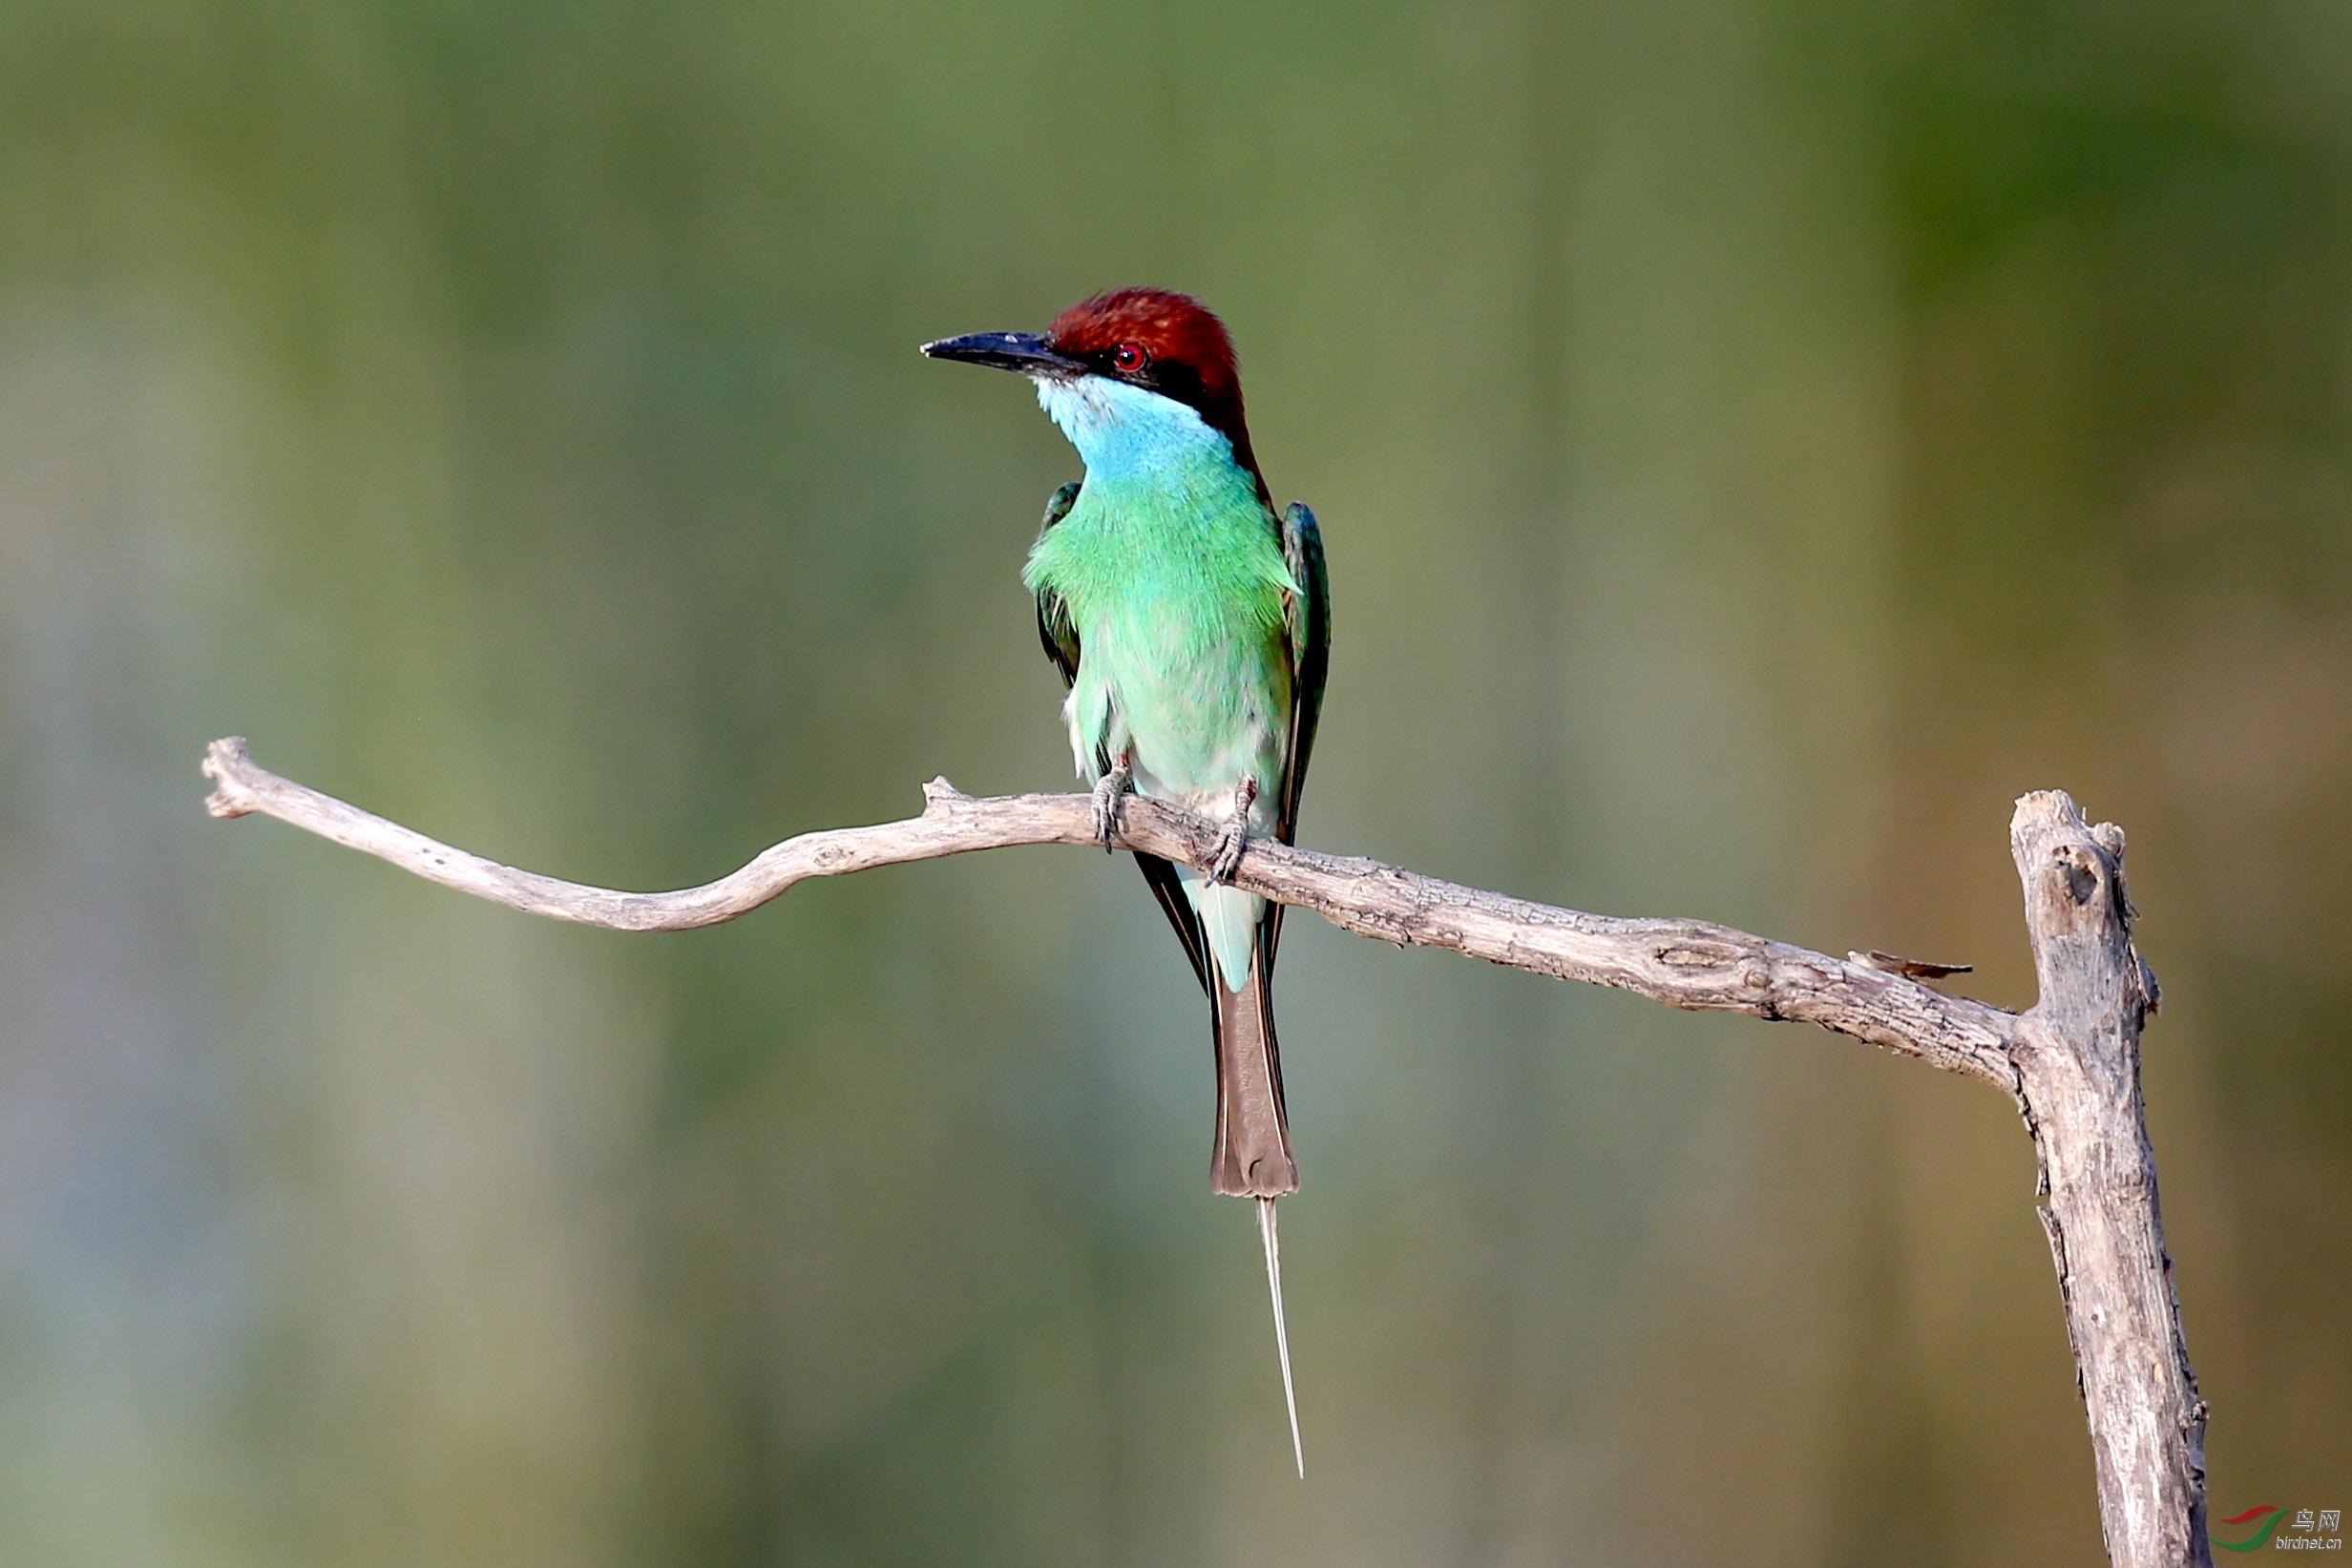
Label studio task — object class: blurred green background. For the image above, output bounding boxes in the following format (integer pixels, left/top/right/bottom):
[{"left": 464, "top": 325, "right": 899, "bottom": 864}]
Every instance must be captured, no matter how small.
[{"left": 2, "top": 0, "right": 2346, "bottom": 1562}]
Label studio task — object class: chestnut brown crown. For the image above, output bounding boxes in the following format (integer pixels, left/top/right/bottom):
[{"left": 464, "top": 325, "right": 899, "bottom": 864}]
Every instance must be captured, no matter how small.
[{"left": 1046, "top": 288, "right": 1263, "bottom": 488}]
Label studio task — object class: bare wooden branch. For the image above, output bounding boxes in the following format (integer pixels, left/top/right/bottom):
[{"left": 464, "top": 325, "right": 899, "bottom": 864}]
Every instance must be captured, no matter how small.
[
  {"left": 200, "top": 737, "right": 2015, "bottom": 1085},
  {"left": 200, "top": 738, "right": 2209, "bottom": 1566},
  {"left": 2009, "top": 791, "right": 2209, "bottom": 1568}
]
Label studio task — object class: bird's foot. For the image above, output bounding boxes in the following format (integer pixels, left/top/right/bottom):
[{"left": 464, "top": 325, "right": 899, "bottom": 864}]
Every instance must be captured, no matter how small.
[
  {"left": 1211, "top": 776, "right": 1258, "bottom": 884},
  {"left": 1090, "top": 754, "right": 1134, "bottom": 851}
]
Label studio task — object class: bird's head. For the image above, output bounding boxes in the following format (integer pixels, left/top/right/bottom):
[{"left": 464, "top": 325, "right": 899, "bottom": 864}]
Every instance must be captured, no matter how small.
[{"left": 923, "top": 287, "right": 1265, "bottom": 492}]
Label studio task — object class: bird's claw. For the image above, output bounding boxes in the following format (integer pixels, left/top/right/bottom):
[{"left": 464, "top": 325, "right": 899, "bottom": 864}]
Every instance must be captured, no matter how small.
[
  {"left": 1210, "top": 777, "right": 1258, "bottom": 884},
  {"left": 1211, "top": 826, "right": 1248, "bottom": 883},
  {"left": 1091, "top": 756, "right": 1134, "bottom": 851}
]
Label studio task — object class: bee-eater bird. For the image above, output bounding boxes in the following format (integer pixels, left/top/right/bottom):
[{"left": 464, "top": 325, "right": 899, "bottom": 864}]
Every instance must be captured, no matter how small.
[{"left": 923, "top": 289, "right": 1329, "bottom": 1474}]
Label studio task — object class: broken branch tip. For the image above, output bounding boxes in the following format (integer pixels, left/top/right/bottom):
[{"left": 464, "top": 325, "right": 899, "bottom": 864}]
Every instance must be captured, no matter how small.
[{"left": 201, "top": 737, "right": 261, "bottom": 818}]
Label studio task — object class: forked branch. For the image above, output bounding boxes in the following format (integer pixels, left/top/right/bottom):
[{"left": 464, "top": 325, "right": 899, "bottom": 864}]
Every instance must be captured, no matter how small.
[{"left": 199, "top": 736, "right": 2207, "bottom": 1567}]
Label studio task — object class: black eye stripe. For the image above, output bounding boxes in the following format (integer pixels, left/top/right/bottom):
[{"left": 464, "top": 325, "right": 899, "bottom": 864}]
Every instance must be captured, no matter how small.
[{"left": 1067, "top": 346, "right": 1212, "bottom": 417}]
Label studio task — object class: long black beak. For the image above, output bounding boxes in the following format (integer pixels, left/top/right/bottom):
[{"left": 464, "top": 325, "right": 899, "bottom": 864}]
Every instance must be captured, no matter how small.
[{"left": 919, "top": 330, "right": 1088, "bottom": 378}]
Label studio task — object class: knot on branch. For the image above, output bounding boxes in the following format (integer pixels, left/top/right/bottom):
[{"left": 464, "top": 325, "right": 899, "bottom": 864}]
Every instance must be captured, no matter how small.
[
  {"left": 1653, "top": 934, "right": 1745, "bottom": 969},
  {"left": 2011, "top": 790, "right": 2160, "bottom": 1033}
]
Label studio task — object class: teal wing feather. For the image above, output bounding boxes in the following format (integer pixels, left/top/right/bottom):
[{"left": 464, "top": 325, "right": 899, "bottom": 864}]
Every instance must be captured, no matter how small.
[
  {"left": 1034, "top": 481, "right": 1083, "bottom": 684},
  {"left": 1032, "top": 479, "right": 1213, "bottom": 994},
  {"left": 1261, "top": 500, "right": 1330, "bottom": 973},
  {"left": 1274, "top": 500, "right": 1330, "bottom": 844}
]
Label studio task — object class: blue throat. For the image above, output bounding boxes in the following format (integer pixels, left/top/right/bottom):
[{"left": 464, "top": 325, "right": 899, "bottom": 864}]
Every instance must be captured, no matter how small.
[{"left": 1037, "top": 374, "right": 1238, "bottom": 482}]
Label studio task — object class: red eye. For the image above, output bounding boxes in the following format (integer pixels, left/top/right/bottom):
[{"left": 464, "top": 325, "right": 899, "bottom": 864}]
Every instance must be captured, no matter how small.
[{"left": 1113, "top": 342, "right": 1148, "bottom": 372}]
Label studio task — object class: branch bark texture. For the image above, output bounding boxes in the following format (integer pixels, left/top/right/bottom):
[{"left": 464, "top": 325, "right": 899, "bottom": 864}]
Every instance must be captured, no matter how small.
[
  {"left": 200, "top": 737, "right": 2208, "bottom": 1565},
  {"left": 2010, "top": 792, "right": 2209, "bottom": 1568},
  {"left": 201, "top": 738, "right": 2014, "bottom": 1084}
]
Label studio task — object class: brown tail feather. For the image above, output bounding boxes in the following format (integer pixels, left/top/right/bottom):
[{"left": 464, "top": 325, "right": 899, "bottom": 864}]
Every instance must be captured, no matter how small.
[{"left": 1210, "top": 949, "right": 1298, "bottom": 1197}]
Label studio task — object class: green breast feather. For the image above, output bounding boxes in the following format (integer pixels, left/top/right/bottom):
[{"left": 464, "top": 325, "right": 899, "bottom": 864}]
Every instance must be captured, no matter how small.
[{"left": 1024, "top": 461, "right": 1295, "bottom": 805}]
